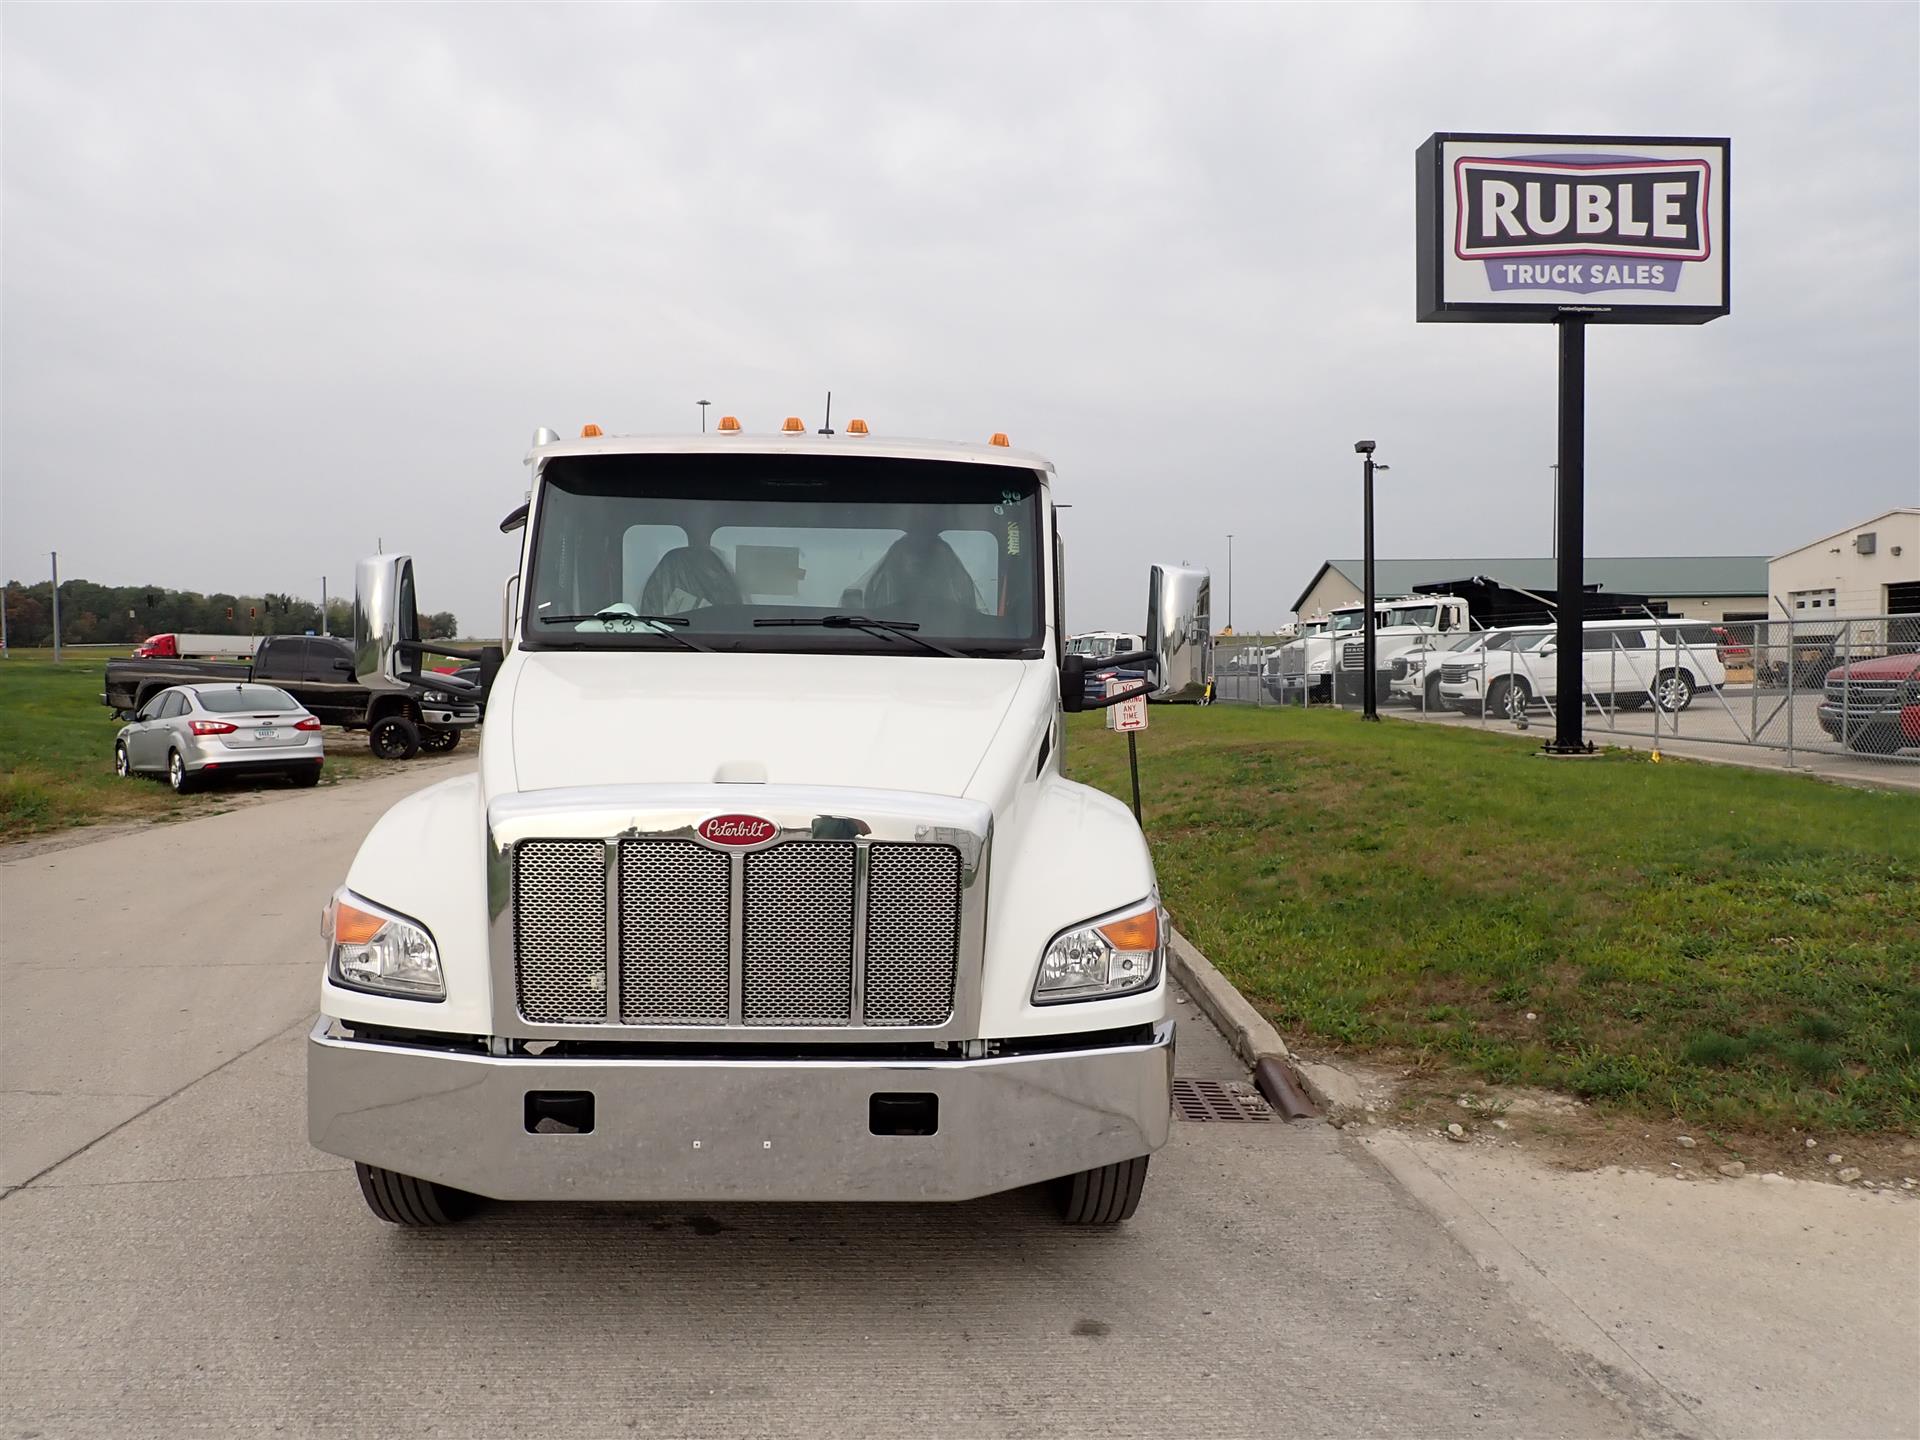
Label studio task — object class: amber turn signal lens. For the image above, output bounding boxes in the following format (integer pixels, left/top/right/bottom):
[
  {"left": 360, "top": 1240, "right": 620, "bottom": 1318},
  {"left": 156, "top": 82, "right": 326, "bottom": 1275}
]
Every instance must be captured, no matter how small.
[
  {"left": 332, "top": 900, "right": 387, "bottom": 946},
  {"left": 1098, "top": 909, "right": 1159, "bottom": 952}
]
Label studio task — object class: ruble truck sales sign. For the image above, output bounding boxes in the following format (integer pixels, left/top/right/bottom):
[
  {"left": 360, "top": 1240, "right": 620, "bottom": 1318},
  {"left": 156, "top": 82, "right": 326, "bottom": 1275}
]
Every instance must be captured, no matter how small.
[{"left": 1417, "top": 133, "right": 1729, "bottom": 323}]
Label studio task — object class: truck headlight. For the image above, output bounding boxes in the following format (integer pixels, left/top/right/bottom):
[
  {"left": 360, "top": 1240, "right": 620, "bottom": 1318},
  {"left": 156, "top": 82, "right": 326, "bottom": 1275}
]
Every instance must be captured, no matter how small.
[
  {"left": 1308, "top": 657, "right": 1331, "bottom": 673},
  {"left": 1033, "top": 899, "right": 1164, "bottom": 1004},
  {"left": 325, "top": 889, "right": 444, "bottom": 1000},
  {"left": 420, "top": 690, "right": 450, "bottom": 704}
]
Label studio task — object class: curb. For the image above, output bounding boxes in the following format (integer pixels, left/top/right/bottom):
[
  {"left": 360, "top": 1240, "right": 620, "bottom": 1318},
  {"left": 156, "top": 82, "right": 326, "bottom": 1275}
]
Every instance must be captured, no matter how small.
[
  {"left": 1167, "top": 929, "right": 1289, "bottom": 1064},
  {"left": 1167, "top": 930, "right": 1318, "bottom": 1119}
]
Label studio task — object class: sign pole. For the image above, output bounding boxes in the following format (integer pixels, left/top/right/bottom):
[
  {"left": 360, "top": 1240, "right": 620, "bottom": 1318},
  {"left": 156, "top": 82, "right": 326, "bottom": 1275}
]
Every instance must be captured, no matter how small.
[
  {"left": 1548, "top": 316, "right": 1591, "bottom": 753},
  {"left": 50, "top": 551, "right": 62, "bottom": 664},
  {"left": 1127, "top": 731, "right": 1142, "bottom": 824}
]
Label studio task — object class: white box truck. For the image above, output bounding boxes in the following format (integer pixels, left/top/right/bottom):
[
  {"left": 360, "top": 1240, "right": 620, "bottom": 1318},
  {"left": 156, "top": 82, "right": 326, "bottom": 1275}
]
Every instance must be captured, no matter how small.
[{"left": 308, "top": 420, "right": 1204, "bottom": 1227}]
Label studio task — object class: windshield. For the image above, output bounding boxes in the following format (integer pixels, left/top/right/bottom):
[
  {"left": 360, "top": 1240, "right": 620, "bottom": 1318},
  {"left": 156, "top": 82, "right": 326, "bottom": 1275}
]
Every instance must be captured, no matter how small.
[
  {"left": 1299, "top": 621, "right": 1328, "bottom": 636},
  {"left": 1387, "top": 604, "right": 1438, "bottom": 627},
  {"left": 196, "top": 685, "right": 299, "bottom": 713},
  {"left": 525, "top": 454, "right": 1045, "bottom": 655},
  {"left": 1447, "top": 634, "right": 1483, "bottom": 651},
  {"left": 1330, "top": 610, "right": 1372, "bottom": 632}
]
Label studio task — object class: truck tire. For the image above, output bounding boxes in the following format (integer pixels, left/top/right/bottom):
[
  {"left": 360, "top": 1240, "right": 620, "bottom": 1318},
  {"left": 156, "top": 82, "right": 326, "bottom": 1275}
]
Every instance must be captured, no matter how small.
[
  {"left": 419, "top": 727, "right": 461, "bottom": 754},
  {"left": 354, "top": 1163, "right": 477, "bottom": 1226},
  {"left": 1845, "top": 726, "right": 1900, "bottom": 756},
  {"left": 1055, "top": 1155, "right": 1149, "bottom": 1225},
  {"left": 369, "top": 715, "right": 421, "bottom": 761}
]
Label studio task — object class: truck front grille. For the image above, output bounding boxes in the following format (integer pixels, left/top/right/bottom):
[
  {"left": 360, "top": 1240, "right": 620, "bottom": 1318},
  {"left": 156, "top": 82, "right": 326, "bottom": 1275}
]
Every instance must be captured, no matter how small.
[
  {"left": 1340, "top": 640, "right": 1364, "bottom": 671},
  {"left": 513, "top": 838, "right": 962, "bottom": 1029}
]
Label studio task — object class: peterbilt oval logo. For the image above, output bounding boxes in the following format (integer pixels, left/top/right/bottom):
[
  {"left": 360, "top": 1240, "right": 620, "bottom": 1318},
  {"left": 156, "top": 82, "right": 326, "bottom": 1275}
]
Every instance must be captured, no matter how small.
[{"left": 698, "top": 814, "right": 778, "bottom": 847}]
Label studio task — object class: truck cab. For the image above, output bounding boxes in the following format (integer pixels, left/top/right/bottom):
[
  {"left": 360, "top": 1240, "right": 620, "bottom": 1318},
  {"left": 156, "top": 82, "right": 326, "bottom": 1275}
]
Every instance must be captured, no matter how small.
[
  {"left": 1344, "top": 594, "right": 1469, "bottom": 704},
  {"left": 1272, "top": 603, "right": 1380, "bottom": 702},
  {"left": 308, "top": 424, "right": 1196, "bottom": 1227}
]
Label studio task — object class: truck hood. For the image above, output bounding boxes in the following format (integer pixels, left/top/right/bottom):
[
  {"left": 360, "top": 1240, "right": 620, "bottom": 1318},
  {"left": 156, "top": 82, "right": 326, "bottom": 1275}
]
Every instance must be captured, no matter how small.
[
  {"left": 1827, "top": 653, "right": 1920, "bottom": 682},
  {"left": 501, "top": 650, "right": 1030, "bottom": 796}
]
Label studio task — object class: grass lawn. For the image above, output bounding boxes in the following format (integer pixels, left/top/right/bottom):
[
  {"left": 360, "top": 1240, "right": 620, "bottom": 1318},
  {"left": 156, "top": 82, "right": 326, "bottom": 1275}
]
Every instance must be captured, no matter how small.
[
  {"left": 1066, "top": 706, "right": 1920, "bottom": 1135},
  {"left": 0, "top": 650, "right": 408, "bottom": 841}
]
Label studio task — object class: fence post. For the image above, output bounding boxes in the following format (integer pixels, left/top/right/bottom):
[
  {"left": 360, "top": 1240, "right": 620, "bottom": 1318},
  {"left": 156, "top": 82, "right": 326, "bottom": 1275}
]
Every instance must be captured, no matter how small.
[{"left": 1785, "top": 608, "right": 1796, "bottom": 768}]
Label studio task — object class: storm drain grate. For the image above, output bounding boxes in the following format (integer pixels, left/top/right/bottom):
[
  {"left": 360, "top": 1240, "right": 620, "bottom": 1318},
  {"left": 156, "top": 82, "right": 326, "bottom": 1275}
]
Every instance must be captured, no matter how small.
[{"left": 1172, "top": 1077, "right": 1275, "bottom": 1123}]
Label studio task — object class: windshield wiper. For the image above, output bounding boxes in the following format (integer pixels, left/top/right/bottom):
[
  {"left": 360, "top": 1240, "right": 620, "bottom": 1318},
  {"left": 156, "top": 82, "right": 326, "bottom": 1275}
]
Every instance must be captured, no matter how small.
[
  {"left": 754, "top": 614, "right": 969, "bottom": 659},
  {"left": 538, "top": 610, "right": 712, "bottom": 652}
]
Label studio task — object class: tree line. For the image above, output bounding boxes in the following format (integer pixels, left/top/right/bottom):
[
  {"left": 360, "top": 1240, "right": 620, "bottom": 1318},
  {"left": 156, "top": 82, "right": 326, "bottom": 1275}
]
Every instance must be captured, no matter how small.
[{"left": 1, "top": 579, "right": 458, "bottom": 649}]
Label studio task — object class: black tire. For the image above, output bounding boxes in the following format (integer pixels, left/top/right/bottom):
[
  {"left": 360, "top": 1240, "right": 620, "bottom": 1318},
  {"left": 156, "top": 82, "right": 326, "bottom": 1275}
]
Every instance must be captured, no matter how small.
[
  {"left": 1617, "top": 695, "right": 1647, "bottom": 711},
  {"left": 1055, "top": 1155, "right": 1150, "bottom": 1226},
  {"left": 1424, "top": 677, "right": 1443, "bottom": 712},
  {"left": 115, "top": 742, "right": 132, "bottom": 778},
  {"left": 167, "top": 748, "right": 196, "bottom": 794},
  {"left": 354, "top": 1163, "right": 477, "bottom": 1226},
  {"left": 1485, "top": 675, "right": 1529, "bottom": 721},
  {"left": 289, "top": 765, "right": 323, "bottom": 787},
  {"left": 1844, "top": 726, "right": 1903, "bottom": 757},
  {"left": 419, "top": 727, "right": 461, "bottom": 754},
  {"left": 1654, "top": 669, "right": 1695, "bottom": 713},
  {"left": 369, "top": 714, "right": 421, "bottom": 761}
]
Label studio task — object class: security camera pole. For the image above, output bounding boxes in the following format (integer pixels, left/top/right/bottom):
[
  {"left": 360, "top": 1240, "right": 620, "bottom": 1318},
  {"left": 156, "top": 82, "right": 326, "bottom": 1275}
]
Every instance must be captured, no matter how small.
[{"left": 1355, "top": 442, "right": 1380, "bottom": 721}]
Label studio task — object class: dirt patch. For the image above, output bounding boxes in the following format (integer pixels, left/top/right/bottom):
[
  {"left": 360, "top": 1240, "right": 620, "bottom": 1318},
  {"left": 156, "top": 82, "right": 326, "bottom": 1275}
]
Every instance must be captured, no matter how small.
[{"left": 1305, "top": 1050, "right": 1920, "bottom": 1194}]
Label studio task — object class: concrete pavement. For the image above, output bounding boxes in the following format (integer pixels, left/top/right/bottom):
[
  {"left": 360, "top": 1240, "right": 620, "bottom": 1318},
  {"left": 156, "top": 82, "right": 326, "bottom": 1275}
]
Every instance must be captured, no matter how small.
[
  {"left": 11, "top": 764, "right": 1915, "bottom": 1438},
  {"left": 2, "top": 763, "right": 1656, "bottom": 1437}
]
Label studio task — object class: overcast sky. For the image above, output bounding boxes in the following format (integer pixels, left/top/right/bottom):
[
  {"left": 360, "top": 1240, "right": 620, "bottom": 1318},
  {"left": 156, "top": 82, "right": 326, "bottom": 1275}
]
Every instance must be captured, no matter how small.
[{"left": 4, "top": 3, "right": 1916, "bottom": 635}]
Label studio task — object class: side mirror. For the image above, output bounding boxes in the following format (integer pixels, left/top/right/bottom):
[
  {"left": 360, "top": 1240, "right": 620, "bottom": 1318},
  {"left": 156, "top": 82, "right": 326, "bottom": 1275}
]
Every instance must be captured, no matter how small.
[
  {"left": 1145, "top": 563, "right": 1211, "bottom": 704},
  {"left": 499, "top": 502, "right": 528, "bottom": 535},
  {"left": 353, "top": 554, "right": 422, "bottom": 692}
]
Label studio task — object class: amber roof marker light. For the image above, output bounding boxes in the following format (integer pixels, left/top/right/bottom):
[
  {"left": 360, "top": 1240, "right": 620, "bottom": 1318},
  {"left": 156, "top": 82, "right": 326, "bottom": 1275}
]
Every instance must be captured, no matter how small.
[
  {"left": 989, "top": 432, "right": 1010, "bottom": 447},
  {"left": 782, "top": 416, "right": 806, "bottom": 433},
  {"left": 580, "top": 423, "right": 603, "bottom": 438},
  {"left": 717, "top": 415, "right": 742, "bottom": 433},
  {"left": 847, "top": 418, "right": 870, "bottom": 435}
]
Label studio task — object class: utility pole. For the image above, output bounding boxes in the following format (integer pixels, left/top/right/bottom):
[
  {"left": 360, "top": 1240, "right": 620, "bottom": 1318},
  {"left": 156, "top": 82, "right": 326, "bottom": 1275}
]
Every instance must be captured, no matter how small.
[
  {"left": 1354, "top": 444, "right": 1379, "bottom": 720},
  {"left": 1550, "top": 463, "right": 1559, "bottom": 561},
  {"left": 50, "top": 552, "right": 62, "bottom": 663},
  {"left": 1, "top": 580, "right": 9, "bottom": 657},
  {"left": 321, "top": 577, "right": 328, "bottom": 637}
]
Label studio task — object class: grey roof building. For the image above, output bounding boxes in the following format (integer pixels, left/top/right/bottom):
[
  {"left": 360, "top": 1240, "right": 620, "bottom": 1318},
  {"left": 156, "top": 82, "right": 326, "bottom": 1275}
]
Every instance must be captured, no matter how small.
[{"left": 1291, "top": 556, "right": 1770, "bottom": 620}]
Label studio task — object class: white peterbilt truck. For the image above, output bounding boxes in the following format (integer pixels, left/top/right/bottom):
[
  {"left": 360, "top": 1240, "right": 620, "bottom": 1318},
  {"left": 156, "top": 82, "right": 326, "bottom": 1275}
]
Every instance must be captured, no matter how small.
[{"left": 308, "top": 421, "right": 1210, "bottom": 1227}]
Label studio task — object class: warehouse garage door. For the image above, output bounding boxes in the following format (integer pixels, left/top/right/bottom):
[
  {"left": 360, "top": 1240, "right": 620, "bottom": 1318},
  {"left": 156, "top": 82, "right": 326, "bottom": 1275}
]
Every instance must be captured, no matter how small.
[{"left": 1889, "top": 580, "right": 1920, "bottom": 648}]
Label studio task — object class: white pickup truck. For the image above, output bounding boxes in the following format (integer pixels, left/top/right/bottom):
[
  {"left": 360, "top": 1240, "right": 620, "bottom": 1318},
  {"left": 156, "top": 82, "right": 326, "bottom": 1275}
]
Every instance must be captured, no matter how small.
[{"left": 308, "top": 422, "right": 1206, "bottom": 1228}]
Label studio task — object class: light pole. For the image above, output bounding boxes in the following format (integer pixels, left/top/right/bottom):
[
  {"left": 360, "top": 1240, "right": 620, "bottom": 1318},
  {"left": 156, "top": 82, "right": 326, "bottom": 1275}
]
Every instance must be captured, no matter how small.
[
  {"left": 1354, "top": 443, "right": 1382, "bottom": 720},
  {"left": 698, "top": 399, "right": 711, "bottom": 433},
  {"left": 1226, "top": 534, "right": 1234, "bottom": 634}
]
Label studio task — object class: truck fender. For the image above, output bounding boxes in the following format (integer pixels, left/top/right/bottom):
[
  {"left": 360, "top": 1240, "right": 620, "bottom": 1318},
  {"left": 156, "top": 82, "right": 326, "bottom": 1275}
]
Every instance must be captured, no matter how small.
[
  {"left": 976, "top": 775, "right": 1163, "bottom": 1038},
  {"left": 325, "top": 773, "right": 495, "bottom": 1035}
]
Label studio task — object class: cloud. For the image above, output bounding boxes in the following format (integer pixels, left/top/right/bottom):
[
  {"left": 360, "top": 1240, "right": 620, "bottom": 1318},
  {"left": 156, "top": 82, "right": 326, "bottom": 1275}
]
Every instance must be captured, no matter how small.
[{"left": 3, "top": 4, "right": 1915, "bottom": 634}]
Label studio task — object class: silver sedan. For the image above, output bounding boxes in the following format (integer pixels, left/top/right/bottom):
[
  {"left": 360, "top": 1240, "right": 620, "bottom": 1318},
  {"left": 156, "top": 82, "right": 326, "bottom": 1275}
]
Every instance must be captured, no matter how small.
[{"left": 115, "top": 683, "right": 325, "bottom": 793}]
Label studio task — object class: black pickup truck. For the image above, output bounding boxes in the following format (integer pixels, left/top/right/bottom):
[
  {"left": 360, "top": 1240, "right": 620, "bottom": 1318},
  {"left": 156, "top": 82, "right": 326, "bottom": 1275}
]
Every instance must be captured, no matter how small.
[{"left": 102, "top": 634, "right": 481, "bottom": 759}]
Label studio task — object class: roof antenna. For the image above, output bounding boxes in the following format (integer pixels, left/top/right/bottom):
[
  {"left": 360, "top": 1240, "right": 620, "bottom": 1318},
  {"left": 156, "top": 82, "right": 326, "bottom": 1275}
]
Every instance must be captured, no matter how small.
[{"left": 818, "top": 390, "right": 834, "bottom": 436}]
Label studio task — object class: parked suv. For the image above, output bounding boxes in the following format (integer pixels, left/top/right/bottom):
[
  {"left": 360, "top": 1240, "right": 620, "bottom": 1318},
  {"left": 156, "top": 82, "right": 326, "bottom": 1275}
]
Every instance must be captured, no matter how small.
[{"left": 1439, "top": 620, "right": 1725, "bottom": 717}]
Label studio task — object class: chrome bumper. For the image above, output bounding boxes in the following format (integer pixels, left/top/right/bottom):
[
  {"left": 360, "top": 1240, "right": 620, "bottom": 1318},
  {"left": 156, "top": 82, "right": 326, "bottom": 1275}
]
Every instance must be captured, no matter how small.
[
  {"left": 308, "top": 1019, "right": 1173, "bottom": 1203},
  {"left": 420, "top": 704, "right": 481, "bottom": 729}
]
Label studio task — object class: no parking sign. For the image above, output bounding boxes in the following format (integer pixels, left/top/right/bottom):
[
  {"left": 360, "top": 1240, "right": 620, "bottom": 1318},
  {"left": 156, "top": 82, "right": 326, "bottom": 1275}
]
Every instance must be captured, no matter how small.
[{"left": 1105, "top": 678, "right": 1148, "bottom": 732}]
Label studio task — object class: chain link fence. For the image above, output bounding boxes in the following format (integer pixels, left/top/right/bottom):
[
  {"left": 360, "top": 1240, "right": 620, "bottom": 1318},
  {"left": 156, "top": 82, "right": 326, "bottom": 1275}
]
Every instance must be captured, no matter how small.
[{"left": 1212, "top": 615, "right": 1920, "bottom": 767}]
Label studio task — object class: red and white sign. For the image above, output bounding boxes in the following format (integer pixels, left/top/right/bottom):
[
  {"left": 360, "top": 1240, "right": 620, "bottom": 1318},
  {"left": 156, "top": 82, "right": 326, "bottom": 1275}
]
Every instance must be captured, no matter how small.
[
  {"left": 1105, "top": 678, "right": 1148, "bottom": 733},
  {"left": 697, "top": 814, "right": 779, "bottom": 847}
]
